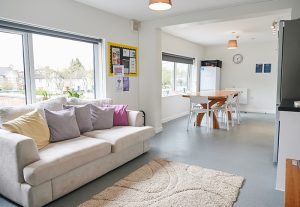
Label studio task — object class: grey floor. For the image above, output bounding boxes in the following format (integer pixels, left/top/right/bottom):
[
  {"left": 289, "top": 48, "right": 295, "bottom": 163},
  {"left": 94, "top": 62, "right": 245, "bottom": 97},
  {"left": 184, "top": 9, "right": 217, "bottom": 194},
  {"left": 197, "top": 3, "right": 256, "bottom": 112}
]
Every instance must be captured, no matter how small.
[{"left": 0, "top": 113, "right": 283, "bottom": 207}]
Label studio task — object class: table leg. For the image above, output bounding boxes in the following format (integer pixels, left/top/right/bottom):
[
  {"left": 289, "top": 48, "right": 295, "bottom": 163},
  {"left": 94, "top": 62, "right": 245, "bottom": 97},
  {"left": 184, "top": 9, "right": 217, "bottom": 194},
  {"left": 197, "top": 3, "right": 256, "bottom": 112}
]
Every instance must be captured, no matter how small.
[
  {"left": 196, "top": 113, "right": 204, "bottom": 126},
  {"left": 227, "top": 111, "right": 232, "bottom": 121},
  {"left": 212, "top": 111, "right": 220, "bottom": 128},
  {"left": 196, "top": 100, "right": 221, "bottom": 129}
]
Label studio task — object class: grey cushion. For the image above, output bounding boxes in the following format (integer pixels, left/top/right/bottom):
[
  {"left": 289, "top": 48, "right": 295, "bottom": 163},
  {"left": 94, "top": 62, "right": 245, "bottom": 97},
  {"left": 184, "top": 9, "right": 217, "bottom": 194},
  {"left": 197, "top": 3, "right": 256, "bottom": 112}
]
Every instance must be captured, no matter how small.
[
  {"left": 44, "top": 108, "right": 80, "bottom": 142},
  {"left": 90, "top": 104, "right": 114, "bottom": 130},
  {"left": 63, "top": 104, "right": 93, "bottom": 133}
]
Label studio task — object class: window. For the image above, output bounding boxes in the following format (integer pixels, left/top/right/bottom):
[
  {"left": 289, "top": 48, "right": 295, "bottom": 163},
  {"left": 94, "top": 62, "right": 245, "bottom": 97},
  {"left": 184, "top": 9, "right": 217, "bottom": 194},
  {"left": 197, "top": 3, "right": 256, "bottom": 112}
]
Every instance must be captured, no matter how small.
[
  {"left": 175, "top": 63, "right": 189, "bottom": 92},
  {"left": 162, "top": 61, "right": 174, "bottom": 96},
  {"left": 0, "top": 31, "right": 26, "bottom": 107},
  {"left": 32, "top": 34, "right": 95, "bottom": 101},
  {"left": 162, "top": 53, "right": 195, "bottom": 97},
  {"left": 0, "top": 20, "right": 102, "bottom": 107}
]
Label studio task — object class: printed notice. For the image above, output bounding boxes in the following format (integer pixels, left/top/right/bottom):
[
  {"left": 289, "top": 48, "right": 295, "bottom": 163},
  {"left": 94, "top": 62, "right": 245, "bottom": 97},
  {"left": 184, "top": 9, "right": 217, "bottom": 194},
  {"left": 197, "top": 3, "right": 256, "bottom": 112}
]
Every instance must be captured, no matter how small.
[
  {"left": 129, "top": 58, "right": 136, "bottom": 73},
  {"left": 112, "top": 48, "right": 120, "bottom": 65}
]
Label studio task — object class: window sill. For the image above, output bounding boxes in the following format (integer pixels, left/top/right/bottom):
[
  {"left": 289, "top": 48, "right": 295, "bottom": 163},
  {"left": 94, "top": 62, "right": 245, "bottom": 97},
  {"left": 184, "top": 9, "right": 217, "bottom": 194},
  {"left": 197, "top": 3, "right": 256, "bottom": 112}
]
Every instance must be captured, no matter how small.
[{"left": 162, "top": 92, "right": 189, "bottom": 98}]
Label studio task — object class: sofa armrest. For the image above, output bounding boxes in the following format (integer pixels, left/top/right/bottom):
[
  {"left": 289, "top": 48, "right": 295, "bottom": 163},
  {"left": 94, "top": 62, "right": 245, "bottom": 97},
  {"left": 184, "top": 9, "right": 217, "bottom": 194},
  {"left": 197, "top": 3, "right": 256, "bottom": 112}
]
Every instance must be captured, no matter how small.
[
  {"left": 127, "top": 110, "right": 144, "bottom": 127},
  {"left": 0, "top": 129, "right": 40, "bottom": 187}
]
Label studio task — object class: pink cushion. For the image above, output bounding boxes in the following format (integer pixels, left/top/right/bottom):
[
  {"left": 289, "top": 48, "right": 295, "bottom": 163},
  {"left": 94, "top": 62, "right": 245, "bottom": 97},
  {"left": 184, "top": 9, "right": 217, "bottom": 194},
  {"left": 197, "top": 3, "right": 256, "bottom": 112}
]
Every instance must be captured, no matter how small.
[{"left": 105, "top": 105, "right": 128, "bottom": 126}]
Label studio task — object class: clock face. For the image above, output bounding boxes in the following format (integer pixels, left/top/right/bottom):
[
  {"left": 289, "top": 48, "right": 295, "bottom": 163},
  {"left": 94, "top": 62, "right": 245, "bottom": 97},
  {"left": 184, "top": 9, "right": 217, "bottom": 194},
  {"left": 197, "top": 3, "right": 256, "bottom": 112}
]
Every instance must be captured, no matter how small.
[{"left": 233, "top": 54, "right": 243, "bottom": 64}]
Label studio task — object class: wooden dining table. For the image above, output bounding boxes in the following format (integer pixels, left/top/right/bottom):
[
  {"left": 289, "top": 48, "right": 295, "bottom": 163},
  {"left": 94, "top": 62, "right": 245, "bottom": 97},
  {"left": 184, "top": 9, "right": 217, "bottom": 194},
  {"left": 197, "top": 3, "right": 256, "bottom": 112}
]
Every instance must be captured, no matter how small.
[{"left": 182, "top": 90, "right": 239, "bottom": 129}]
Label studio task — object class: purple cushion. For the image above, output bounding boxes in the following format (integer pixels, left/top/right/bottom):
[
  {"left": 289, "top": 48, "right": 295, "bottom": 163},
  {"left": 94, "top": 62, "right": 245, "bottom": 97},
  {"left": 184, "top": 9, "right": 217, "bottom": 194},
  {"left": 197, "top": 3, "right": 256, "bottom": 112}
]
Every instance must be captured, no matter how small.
[
  {"left": 105, "top": 105, "right": 129, "bottom": 126},
  {"left": 63, "top": 104, "right": 93, "bottom": 133},
  {"left": 90, "top": 104, "right": 114, "bottom": 130},
  {"left": 44, "top": 108, "right": 80, "bottom": 142}
]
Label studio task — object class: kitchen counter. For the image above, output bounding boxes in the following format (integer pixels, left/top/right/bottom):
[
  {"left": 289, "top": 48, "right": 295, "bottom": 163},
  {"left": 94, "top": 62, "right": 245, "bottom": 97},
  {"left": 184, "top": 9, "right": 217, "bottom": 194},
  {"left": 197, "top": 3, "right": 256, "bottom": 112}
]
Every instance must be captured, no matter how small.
[{"left": 278, "top": 99, "right": 300, "bottom": 112}]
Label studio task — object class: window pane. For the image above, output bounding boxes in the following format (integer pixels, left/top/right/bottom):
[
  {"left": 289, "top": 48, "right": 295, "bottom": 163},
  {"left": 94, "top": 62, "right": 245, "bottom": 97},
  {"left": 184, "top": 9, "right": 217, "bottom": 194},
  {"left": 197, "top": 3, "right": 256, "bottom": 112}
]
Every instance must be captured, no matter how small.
[
  {"left": 175, "top": 63, "right": 189, "bottom": 93},
  {"left": 32, "top": 34, "right": 94, "bottom": 101},
  {"left": 162, "top": 61, "right": 174, "bottom": 96},
  {"left": 0, "top": 31, "right": 26, "bottom": 107}
]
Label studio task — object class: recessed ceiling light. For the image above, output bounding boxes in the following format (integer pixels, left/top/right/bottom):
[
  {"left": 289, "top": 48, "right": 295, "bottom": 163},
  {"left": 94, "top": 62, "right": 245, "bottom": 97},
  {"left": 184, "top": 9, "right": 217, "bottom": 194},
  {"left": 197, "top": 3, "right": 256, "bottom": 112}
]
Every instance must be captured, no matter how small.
[{"left": 149, "top": 0, "right": 172, "bottom": 11}]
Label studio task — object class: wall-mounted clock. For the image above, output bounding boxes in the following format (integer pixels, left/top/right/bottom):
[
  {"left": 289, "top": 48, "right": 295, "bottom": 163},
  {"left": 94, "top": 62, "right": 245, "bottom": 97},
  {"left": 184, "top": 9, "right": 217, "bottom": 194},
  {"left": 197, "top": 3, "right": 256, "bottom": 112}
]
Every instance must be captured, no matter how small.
[{"left": 233, "top": 54, "right": 243, "bottom": 64}]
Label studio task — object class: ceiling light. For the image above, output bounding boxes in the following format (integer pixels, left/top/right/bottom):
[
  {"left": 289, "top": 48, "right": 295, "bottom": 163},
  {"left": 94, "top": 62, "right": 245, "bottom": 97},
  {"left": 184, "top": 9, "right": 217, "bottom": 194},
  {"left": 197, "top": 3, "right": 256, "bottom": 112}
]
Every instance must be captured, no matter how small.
[
  {"left": 227, "top": 32, "right": 239, "bottom": 49},
  {"left": 149, "top": 0, "right": 172, "bottom": 11},
  {"left": 228, "top": 40, "right": 238, "bottom": 49}
]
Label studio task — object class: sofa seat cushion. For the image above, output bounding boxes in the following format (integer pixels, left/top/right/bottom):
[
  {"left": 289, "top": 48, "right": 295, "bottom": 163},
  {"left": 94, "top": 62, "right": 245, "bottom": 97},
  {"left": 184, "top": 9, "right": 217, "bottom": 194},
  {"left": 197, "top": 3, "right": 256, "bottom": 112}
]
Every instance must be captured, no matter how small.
[
  {"left": 83, "top": 126, "right": 155, "bottom": 153},
  {"left": 23, "top": 136, "right": 111, "bottom": 186}
]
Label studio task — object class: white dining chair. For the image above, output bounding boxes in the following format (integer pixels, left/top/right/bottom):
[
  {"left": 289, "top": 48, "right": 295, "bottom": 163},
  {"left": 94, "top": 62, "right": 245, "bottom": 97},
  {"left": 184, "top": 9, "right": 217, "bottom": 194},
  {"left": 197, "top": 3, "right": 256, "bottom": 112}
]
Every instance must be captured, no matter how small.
[
  {"left": 187, "top": 96, "right": 211, "bottom": 132},
  {"left": 231, "top": 92, "right": 241, "bottom": 124},
  {"left": 212, "top": 94, "right": 235, "bottom": 131}
]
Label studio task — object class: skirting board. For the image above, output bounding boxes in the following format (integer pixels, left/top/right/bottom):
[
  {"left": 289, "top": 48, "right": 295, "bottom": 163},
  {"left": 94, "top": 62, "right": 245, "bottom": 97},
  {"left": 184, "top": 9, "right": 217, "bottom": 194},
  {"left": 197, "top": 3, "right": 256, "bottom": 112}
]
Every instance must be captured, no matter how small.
[
  {"left": 162, "top": 111, "right": 189, "bottom": 124},
  {"left": 240, "top": 108, "right": 275, "bottom": 114}
]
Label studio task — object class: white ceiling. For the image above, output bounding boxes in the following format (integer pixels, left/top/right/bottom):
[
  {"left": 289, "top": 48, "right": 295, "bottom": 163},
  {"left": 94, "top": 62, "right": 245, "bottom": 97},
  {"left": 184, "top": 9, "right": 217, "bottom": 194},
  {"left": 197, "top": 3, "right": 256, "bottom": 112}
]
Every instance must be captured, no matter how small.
[
  {"left": 162, "top": 11, "right": 291, "bottom": 46},
  {"left": 74, "top": 0, "right": 269, "bottom": 21}
]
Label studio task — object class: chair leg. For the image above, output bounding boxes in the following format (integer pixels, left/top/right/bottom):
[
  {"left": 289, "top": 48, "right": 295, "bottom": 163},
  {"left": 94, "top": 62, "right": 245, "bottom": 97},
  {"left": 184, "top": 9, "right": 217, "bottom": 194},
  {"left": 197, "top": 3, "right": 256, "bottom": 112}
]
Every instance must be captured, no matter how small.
[
  {"left": 231, "top": 110, "right": 234, "bottom": 127},
  {"left": 187, "top": 112, "right": 193, "bottom": 131},
  {"left": 210, "top": 111, "right": 214, "bottom": 129},
  {"left": 237, "top": 108, "right": 240, "bottom": 124},
  {"left": 226, "top": 112, "right": 229, "bottom": 131},
  {"left": 206, "top": 112, "right": 209, "bottom": 132}
]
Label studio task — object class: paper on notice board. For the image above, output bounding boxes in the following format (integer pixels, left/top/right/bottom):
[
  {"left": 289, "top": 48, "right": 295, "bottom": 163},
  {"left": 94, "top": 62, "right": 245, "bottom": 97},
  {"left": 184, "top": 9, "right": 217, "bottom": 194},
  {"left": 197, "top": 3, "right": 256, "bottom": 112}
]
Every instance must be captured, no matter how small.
[
  {"left": 121, "top": 59, "right": 130, "bottom": 74},
  {"left": 112, "top": 48, "right": 120, "bottom": 65},
  {"left": 113, "top": 65, "right": 124, "bottom": 76},
  {"left": 123, "top": 49, "right": 130, "bottom": 57},
  {"left": 129, "top": 58, "right": 136, "bottom": 73},
  {"left": 123, "top": 77, "right": 129, "bottom": 91},
  {"left": 130, "top": 50, "right": 136, "bottom": 58}
]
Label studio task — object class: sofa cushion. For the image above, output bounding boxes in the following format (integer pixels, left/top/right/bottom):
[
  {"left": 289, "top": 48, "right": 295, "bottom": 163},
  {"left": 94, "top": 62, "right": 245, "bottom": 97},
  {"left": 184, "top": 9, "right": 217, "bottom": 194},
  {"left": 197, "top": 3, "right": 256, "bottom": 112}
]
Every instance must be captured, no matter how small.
[
  {"left": 83, "top": 126, "right": 155, "bottom": 153},
  {"left": 67, "top": 98, "right": 112, "bottom": 107},
  {"left": 2, "top": 111, "right": 50, "bottom": 150},
  {"left": 45, "top": 108, "right": 80, "bottom": 142},
  {"left": 23, "top": 136, "right": 111, "bottom": 186},
  {"left": 63, "top": 104, "right": 93, "bottom": 133},
  {"left": 90, "top": 105, "right": 114, "bottom": 130},
  {"left": 0, "top": 96, "right": 67, "bottom": 126}
]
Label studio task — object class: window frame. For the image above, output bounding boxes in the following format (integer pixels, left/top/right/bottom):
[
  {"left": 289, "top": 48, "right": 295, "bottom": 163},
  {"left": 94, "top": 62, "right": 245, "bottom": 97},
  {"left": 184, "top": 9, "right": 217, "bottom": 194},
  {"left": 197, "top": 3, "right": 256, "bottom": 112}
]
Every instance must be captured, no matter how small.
[
  {"left": 0, "top": 22, "right": 103, "bottom": 106},
  {"left": 162, "top": 60, "right": 193, "bottom": 97}
]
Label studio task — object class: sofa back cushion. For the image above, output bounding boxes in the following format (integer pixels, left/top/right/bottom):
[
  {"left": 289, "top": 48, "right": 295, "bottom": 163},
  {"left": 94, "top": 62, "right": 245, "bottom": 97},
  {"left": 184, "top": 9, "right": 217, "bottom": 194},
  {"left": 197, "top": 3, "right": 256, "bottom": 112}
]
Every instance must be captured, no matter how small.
[
  {"left": 106, "top": 105, "right": 129, "bottom": 126},
  {"left": 63, "top": 104, "right": 93, "bottom": 133},
  {"left": 67, "top": 98, "right": 112, "bottom": 107},
  {"left": 2, "top": 111, "right": 50, "bottom": 150},
  {"left": 90, "top": 104, "right": 114, "bottom": 130},
  {"left": 0, "top": 96, "right": 67, "bottom": 126},
  {"left": 45, "top": 108, "right": 80, "bottom": 142}
]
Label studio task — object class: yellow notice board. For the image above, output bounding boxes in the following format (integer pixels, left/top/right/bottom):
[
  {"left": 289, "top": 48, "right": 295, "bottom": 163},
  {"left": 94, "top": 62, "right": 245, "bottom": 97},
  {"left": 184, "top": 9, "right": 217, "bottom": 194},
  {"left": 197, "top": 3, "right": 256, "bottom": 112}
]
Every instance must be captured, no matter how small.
[{"left": 108, "top": 42, "right": 138, "bottom": 77}]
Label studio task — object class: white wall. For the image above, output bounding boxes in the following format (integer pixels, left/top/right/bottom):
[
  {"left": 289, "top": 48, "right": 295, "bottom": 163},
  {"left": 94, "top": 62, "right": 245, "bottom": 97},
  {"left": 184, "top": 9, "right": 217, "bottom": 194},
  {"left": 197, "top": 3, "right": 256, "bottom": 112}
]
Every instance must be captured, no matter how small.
[
  {"left": 205, "top": 42, "right": 278, "bottom": 113},
  {"left": 0, "top": 0, "right": 139, "bottom": 110},
  {"left": 139, "top": 0, "right": 300, "bottom": 131},
  {"left": 161, "top": 32, "right": 204, "bottom": 123}
]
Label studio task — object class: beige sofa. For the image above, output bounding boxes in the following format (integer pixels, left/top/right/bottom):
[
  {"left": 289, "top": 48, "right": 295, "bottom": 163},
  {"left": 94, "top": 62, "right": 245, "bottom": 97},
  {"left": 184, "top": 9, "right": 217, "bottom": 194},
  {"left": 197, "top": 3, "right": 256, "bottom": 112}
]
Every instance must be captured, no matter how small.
[{"left": 0, "top": 97, "right": 155, "bottom": 207}]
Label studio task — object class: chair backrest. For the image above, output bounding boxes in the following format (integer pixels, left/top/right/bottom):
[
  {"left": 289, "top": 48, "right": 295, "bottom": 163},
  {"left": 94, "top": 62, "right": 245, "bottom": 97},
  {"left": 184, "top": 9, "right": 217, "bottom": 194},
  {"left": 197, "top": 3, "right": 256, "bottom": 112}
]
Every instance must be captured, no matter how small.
[
  {"left": 232, "top": 91, "right": 241, "bottom": 103},
  {"left": 226, "top": 94, "right": 235, "bottom": 104},
  {"left": 190, "top": 96, "right": 209, "bottom": 105}
]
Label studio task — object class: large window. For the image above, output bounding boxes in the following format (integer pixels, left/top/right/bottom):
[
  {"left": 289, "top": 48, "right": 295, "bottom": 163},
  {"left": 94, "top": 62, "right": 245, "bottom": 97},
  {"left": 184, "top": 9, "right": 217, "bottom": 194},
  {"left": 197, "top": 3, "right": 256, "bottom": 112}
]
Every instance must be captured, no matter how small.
[
  {"left": 32, "top": 34, "right": 95, "bottom": 101},
  {"left": 0, "top": 21, "right": 102, "bottom": 107},
  {"left": 162, "top": 53, "right": 195, "bottom": 97},
  {"left": 0, "top": 31, "right": 26, "bottom": 107}
]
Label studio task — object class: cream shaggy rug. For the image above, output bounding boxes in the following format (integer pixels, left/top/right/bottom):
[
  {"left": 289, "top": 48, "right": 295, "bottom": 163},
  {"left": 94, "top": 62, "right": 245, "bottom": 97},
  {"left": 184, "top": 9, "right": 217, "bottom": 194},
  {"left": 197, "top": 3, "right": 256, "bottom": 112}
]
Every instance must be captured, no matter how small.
[{"left": 79, "top": 159, "right": 244, "bottom": 207}]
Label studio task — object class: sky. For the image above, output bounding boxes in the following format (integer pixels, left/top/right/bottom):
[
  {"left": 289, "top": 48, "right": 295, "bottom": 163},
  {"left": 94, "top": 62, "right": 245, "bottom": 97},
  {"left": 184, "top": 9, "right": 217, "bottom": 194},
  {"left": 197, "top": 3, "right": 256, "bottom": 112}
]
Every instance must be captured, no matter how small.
[{"left": 0, "top": 31, "right": 94, "bottom": 71}]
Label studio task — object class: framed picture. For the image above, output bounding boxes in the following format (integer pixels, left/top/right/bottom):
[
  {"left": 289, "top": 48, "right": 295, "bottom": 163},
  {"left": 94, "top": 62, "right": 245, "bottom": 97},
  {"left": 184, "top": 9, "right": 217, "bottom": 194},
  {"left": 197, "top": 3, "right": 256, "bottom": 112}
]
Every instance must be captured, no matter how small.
[
  {"left": 256, "top": 64, "right": 263, "bottom": 73},
  {"left": 264, "top": 64, "right": 271, "bottom": 73},
  {"left": 108, "top": 42, "right": 138, "bottom": 77}
]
